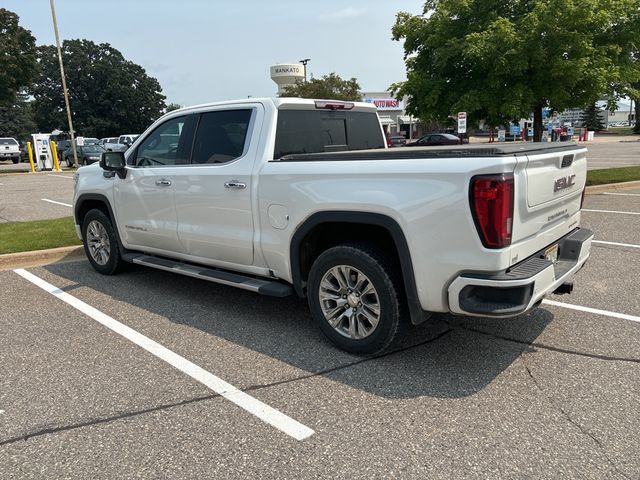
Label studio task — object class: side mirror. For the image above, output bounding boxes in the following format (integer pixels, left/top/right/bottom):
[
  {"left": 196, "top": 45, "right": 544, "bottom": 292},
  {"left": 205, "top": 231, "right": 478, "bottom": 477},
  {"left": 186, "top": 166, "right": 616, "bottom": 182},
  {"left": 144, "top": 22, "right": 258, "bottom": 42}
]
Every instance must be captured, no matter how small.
[{"left": 100, "top": 151, "right": 127, "bottom": 178}]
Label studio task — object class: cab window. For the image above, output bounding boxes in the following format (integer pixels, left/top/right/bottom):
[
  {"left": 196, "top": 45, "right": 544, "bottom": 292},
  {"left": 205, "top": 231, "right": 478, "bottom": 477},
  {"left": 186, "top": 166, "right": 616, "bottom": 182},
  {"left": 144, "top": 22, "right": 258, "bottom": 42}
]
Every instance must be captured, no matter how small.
[{"left": 132, "top": 115, "right": 196, "bottom": 167}]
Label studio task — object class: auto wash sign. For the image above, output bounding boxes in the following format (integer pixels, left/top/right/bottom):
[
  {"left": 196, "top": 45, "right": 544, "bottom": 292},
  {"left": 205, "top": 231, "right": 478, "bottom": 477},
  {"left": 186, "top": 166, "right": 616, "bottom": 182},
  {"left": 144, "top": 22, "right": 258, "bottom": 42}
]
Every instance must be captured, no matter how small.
[{"left": 364, "top": 98, "right": 404, "bottom": 111}]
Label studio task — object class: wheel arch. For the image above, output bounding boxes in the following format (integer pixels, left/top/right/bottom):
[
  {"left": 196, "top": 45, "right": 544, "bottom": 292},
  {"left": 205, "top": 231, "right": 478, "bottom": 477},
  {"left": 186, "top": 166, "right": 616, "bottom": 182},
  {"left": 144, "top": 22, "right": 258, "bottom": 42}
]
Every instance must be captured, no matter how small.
[
  {"left": 290, "top": 211, "right": 429, "bottom": 325},
  {"left": 75, "top": 193, "right": 127, "bottom": 254}
]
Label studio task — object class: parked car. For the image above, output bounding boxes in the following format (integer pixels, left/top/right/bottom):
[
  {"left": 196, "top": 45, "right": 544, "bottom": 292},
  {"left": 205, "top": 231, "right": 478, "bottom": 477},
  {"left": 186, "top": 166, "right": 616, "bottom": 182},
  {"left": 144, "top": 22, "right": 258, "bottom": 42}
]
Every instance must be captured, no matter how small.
[
  {"left": 118, "top": 134, "right": 139, "bottom": 148},
  {"left": 406, "top": 133, "right": 464, "bottom": 146},
  {"left": 0, "top": 137, "right": 21, "bottom": 163},
  {"left": 73, "top": 97, "right": 592, "bottom": 354},
  {"left": 83, "top": 137, "right": 100, "bottom": 145},
  {"left": 387, "top": 135, "right": 407, "bottom": 147},
  {"left": 64, "top": 144, "right": 106, "bottom": 167},
  {"left": 103, "top": 135, "right": 139, "bottom": 152},
  {"left": 99, "top": 137, "right": 118, "bottom": 147}
]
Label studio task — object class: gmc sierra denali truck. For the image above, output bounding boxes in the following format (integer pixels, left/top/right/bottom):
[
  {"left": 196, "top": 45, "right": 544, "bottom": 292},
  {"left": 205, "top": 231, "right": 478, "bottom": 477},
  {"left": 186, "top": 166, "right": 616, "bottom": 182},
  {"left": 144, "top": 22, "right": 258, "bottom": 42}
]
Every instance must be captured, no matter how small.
[{"left": 73, "top": 98, "right": 593, "bottom": 354}]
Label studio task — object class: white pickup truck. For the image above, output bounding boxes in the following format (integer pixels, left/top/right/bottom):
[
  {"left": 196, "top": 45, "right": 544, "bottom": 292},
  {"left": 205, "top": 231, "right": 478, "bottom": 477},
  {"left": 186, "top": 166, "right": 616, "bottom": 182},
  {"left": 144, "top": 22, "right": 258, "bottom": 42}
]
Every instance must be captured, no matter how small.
[
  {"left": 0, "top": 137, "right": 21, "bottom": 164},
  {"left": 73, "top": 98, "right": 593, "bottom": 353}
]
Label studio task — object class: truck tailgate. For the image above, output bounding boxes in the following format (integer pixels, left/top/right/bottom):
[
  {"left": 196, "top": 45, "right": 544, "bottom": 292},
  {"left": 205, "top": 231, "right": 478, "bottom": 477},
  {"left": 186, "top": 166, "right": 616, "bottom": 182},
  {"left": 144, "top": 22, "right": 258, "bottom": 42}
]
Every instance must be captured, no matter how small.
[{"left": 510, "top": 146, "right": 588, "bottom": 265}]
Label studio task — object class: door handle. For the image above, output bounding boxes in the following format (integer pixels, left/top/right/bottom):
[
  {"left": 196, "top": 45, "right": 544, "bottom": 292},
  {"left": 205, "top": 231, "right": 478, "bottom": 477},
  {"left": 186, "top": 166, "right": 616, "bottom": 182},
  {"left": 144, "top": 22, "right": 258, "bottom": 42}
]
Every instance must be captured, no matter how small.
[
  {"left": 224, "top": 180, "right": 246, "bottom": 190},
  {"left": 155, "top": 179, "right": 172, "bottom": 186}
]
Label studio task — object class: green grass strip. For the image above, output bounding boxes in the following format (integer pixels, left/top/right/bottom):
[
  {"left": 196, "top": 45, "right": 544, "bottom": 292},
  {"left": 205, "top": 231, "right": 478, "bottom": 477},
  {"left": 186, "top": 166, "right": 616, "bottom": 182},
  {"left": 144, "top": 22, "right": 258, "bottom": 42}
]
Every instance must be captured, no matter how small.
[
  {"left": 0, "top": 217, "right": 81, "bottom": 255},
  {"left": 586, "top": 166, "right": 640, "bottom": 186}
]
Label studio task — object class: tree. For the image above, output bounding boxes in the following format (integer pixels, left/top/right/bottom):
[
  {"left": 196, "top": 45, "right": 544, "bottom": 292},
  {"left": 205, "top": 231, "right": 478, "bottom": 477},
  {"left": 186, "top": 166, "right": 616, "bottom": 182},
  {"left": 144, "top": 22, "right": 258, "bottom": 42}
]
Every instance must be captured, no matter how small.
[
  {"left": 280, "top": 73, "right": 362, "bottom": 101},
  {"left": 31, "top": 40, "right": 166, "bottom": 138},
  {"left": 0, "top": 93, "right": 36, "bottom": 141},
  {"left": 391, "top": 0, "right": 640, "bottom": 141},
  {"left": 165, "top": 103, "right": 182, "bottom": 113},
  {"left": 0, "top": 9, "right": 37, "bottom": 106},
  {"left": 580, "top": 103, "right": 605, "bottom": 131}
]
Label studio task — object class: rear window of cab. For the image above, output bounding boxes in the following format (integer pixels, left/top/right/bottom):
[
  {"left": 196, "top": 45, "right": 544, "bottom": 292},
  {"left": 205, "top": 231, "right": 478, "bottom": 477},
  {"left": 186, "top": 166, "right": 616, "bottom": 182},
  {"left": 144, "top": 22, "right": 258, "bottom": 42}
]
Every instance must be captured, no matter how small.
[{"left": 273, "top": 110, "right": 385, "bottom": 159}]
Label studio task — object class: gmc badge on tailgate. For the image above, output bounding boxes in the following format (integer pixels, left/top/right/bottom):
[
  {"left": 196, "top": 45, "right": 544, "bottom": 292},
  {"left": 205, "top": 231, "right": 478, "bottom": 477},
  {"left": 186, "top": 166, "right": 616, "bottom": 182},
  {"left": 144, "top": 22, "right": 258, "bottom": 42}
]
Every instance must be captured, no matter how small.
[{"left": 554, "top": 174, "right": 576, "bottom": 192}]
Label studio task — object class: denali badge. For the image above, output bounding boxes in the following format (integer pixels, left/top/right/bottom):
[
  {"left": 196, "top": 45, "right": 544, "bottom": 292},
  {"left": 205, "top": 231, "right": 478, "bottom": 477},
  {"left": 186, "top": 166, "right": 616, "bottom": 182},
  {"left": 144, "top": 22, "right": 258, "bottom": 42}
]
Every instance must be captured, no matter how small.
[{"left": 554, "top": 174, "right": 576, "bottom": 192}]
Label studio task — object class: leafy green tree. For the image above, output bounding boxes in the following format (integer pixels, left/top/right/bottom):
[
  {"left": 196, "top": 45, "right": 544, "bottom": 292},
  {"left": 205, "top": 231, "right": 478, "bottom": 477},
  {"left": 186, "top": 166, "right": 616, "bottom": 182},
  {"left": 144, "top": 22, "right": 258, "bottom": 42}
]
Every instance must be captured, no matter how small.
[
  {"left": 280, "top": 73, "right": 362, "bottom": 101},
  {"left": 0, "top": 9, "right": 37, "bottom": 106},
  {"left": 165, "top": 103, "right": 182, "bottom": 113},
  {"left": 31, "top": 40, "right": 166, "bottom": 138},
  {"left": 392, "top": 0, "right": 640, "bottom": 141},
  {"left": 0, "top": 93, "right": 36, "bottom": 141},
  {"left": 579, "top": 103, "right": 606, "bottom": 131}
]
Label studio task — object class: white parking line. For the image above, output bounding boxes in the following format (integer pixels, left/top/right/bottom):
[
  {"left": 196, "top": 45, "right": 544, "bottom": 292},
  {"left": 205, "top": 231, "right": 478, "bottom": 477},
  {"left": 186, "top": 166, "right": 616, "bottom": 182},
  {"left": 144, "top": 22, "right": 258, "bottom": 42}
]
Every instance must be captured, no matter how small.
[
  {"left": 593, "top": 240, "right": 640, "bottom": 249},
  {"left": 601, "top": 192, "right": 640, "bottom": 197},
  {"left": 47, "top": 174, "right": 74, "bottom": 179},
  {"left": 13, "top": 268, "right": 315, "bottom": 441},
  {"left": 582, "top": 209, "right": 640, "bottom": 216},
  {"left": 543, "top": 299, "right": 640, "bottom": 324},
  {"left": 41, "top": 198, "right": 72, "bottom": 208}
]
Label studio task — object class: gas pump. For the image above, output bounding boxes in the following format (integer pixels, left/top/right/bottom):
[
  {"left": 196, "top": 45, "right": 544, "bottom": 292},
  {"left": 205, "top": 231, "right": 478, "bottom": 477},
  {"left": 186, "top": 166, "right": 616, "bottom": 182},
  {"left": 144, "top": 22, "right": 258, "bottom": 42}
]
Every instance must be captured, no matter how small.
[{"left": 31, "top": 134, "right": 54, "bottom": 171}]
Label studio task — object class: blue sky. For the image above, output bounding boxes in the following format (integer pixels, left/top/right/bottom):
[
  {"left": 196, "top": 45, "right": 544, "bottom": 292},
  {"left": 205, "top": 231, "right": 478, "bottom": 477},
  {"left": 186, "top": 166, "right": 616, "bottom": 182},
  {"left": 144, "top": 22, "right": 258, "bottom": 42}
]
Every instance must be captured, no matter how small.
[{"left": 5, "top": 0, "right": 425, "bottom": 107}]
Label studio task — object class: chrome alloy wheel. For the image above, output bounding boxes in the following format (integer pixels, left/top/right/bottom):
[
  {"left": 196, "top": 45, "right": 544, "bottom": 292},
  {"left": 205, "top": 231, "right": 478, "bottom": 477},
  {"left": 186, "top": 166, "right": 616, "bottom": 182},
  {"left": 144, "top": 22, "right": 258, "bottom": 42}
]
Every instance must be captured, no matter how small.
[
  {"left": 318, "top": 265, "right": 381, "bottom": 340},
  {"left": 86, "top": 220, "right": 111, "bottom": 266}
]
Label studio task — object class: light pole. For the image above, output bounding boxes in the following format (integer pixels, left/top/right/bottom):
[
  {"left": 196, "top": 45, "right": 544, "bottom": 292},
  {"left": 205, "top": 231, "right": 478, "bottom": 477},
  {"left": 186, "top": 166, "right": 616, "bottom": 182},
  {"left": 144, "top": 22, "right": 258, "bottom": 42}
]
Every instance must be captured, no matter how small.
[
  {"left": 49, "top": 0, "right": 78, "bottom": 168},
  {"left": 299, "top": 58, "right": 310, "bottom": 83}
]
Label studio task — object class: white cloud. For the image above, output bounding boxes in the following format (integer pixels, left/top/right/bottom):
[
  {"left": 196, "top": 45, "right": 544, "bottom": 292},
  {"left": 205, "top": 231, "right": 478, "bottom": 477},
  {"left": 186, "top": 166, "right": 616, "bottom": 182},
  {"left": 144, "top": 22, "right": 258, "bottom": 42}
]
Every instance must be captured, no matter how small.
[{"left": 319, "top": 7, "right": 368, "bottom": 23}]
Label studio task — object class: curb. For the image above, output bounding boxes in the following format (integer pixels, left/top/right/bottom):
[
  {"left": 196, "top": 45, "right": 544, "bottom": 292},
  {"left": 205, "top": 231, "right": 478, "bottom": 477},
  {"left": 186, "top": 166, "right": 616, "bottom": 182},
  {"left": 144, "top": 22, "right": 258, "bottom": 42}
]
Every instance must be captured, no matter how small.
[
  {"left": 585, "top": 180, "right": 640, "bottom": 194},
  {"left": 0, "top": 245, "right": 84, "bottom": 271}
]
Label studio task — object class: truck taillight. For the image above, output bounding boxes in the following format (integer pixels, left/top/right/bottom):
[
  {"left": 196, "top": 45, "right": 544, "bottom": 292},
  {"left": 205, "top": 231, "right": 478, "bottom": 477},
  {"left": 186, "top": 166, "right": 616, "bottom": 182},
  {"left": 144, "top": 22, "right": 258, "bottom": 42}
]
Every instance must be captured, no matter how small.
[{"left": 470, "top": 174, "right": 514, "bottom": 249}]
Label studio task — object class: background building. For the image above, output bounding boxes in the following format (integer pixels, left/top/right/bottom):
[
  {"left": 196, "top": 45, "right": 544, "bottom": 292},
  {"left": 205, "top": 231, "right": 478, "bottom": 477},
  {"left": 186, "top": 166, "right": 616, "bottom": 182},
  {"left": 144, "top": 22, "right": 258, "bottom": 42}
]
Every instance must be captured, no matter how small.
[{"left": 361, "top": 91, "right": 422, "bottom": 139}]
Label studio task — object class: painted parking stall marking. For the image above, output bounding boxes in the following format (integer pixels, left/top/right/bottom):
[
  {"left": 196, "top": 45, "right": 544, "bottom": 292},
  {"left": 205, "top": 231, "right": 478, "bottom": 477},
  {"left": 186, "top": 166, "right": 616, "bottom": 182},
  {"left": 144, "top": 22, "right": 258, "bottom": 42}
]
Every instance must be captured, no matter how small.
[
  {"left": 13, "top": 268, "right": 315, "bottom": 441},
  {"left": 41, "top": 198, "right": 72, "bottom": 208},
  {"left": 593, "top": 240, "right": 640, "bottom": 249},
  {"left": 601, "top": 192, "right": 640, "bottom": 197},
  {"left": 582, "top": 209, "right": 640, "bottom": 216},
  {"left": 543, "top": 299, "right": 640, "bottom": 324}
]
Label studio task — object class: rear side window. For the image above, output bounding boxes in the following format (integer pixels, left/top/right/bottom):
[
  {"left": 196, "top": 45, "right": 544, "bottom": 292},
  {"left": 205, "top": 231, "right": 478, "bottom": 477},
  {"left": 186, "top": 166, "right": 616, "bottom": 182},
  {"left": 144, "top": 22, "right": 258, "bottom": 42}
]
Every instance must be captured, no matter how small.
[
  {"left": 191, "top": 109, "right": 253, "bottom": 164},
  {"left": 273, "top": 110, "right": 385, "bottom": 159}
]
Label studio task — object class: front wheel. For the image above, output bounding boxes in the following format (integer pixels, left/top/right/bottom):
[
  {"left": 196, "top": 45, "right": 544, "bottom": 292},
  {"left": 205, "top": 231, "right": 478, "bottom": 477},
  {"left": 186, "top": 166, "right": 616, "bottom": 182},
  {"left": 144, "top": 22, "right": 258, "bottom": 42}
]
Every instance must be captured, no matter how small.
[
  {"left": 82, "top": 209, "right": 124, "bottom": 275},
  {"left": 307, "top": 243, "right": 405, "bottom": 354}
]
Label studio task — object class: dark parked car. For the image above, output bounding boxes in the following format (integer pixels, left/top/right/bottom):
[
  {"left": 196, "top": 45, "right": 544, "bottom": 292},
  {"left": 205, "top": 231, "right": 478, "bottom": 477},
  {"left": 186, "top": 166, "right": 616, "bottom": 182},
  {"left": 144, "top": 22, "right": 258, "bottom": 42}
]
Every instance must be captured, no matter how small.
[
  {"left": 406, "top": 133, "right": 464, "bottom": 146},
  {"left": 64, "top": 145, "right": 106, "bottom": 167}
]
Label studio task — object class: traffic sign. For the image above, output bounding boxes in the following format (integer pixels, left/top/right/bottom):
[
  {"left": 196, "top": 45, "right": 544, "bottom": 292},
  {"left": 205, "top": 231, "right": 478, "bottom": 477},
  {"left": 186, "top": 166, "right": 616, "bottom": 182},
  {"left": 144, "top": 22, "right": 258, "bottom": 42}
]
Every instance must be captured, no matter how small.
[
  {"left": 509, "top": 125, "right": 520, "bottom": 136},
  {"left": 457, "top": 112, "right": 467, "bottom": 134},
  {"left": 497, "top": 129, "right": 506, "bottom": 142}
]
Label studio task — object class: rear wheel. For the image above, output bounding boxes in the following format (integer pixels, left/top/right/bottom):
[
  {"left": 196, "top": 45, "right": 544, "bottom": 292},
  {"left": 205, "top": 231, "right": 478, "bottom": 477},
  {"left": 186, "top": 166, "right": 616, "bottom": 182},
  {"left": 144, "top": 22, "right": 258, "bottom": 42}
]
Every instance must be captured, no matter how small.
[
  {"left": 307, "top": 243, "right": 405, "bottom": 354},
  {"left": 11, "top": 157, "right": 19, "bottom": 164},
  {"left": 82, "top": 209, "right": 124, "bottom": 275}
]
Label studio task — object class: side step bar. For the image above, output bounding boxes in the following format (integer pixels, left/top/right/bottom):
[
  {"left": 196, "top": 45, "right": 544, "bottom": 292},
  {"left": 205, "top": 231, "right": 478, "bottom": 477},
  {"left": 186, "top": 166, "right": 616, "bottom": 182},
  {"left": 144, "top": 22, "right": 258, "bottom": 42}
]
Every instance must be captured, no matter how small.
[{"left": 122, "top": 253, "right": 293, "bottom": 297}]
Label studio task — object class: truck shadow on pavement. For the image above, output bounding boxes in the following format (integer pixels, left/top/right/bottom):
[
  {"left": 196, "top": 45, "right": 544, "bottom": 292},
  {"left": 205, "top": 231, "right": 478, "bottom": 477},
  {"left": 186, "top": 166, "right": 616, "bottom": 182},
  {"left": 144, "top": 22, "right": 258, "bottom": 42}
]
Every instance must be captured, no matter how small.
[{"left": 45, "top": 261, "right": 553, "bottom": 400}]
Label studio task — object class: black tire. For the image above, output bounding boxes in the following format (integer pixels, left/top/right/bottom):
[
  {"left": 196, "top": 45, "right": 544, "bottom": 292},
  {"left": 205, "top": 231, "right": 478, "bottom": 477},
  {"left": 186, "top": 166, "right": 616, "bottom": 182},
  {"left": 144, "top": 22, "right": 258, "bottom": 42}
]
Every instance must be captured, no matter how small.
[
  {"left": 82, "top": 209, "right": 124, "bottom": 275},
  {"left": 307, "top": 242, "right": 405, "bottom": 354},
  {"left": 11, "top": 157, "right": 19, "bottom": 164}
]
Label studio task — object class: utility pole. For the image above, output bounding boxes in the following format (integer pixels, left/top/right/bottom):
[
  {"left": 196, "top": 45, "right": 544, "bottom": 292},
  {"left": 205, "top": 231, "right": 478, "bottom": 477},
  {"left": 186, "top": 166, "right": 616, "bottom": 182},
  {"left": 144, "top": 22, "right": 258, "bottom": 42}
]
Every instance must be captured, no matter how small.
[
  {"left": 299, "top": 58, "right": 310, "bottom": 83},
  {"left": 49, "top": 0, "right": 78, "bottom": 168}
]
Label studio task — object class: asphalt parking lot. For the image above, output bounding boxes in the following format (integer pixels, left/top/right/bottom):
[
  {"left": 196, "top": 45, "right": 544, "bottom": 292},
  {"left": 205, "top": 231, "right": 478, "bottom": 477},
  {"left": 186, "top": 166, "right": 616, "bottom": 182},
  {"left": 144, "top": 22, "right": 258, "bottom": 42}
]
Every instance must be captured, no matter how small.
[{"left": 1, "top": 173, "right": 639, "bottom": 478}]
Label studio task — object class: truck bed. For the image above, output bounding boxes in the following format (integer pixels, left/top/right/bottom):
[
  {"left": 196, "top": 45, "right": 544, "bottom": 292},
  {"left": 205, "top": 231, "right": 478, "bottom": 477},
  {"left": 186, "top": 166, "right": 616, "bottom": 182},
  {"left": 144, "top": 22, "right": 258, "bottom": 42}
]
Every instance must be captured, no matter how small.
[{"left": 277, "top": 142, "right": 581, "bottom": 162}]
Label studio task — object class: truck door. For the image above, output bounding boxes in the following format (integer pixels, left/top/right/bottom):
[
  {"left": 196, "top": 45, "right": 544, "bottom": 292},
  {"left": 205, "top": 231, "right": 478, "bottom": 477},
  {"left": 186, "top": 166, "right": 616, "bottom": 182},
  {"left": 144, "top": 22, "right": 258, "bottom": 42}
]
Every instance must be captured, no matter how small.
[
  {"left": 113, "top": 114, "right": 197, "bottom": 252},
  {"left": 172, "top": 106, "right": 260, "bottom": 266}
]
